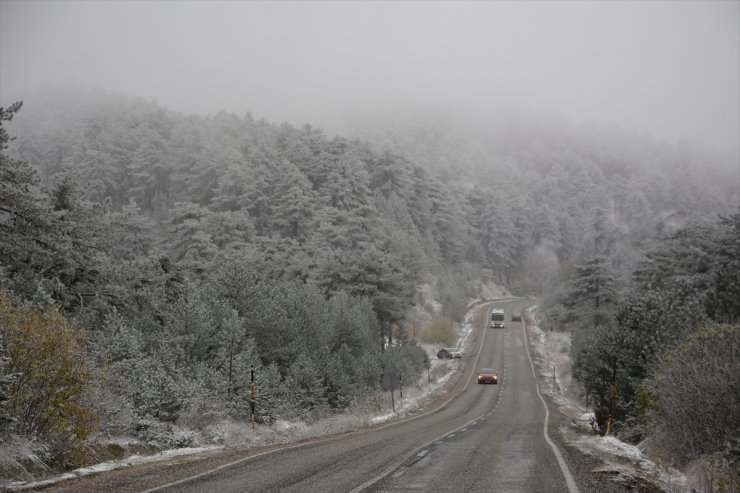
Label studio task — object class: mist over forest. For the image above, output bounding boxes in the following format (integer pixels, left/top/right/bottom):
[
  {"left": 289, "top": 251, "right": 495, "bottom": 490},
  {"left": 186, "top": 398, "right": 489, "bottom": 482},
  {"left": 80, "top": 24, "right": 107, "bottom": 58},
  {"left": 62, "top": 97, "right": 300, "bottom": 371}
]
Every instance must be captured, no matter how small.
[
  {"left": 1, "top": 0, "right": 738, "bottom": 487},
  {"left": 1, "top": 83, "right": 737, "bottom": 446}
]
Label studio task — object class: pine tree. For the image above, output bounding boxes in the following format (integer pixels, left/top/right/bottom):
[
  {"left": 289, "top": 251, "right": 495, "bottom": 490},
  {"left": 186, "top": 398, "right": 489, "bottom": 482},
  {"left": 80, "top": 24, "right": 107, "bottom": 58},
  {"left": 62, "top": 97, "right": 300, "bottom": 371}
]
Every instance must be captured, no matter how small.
[
  {"left": 707, "top": 210, "right": 740, "bottom": 324},
  {"left": 268, "top": 160, "right": 318, "bottom": 243},
  {"left": 564, "top": 255, "right": 619, "bottom": 328},
  {"left": 0, "top": 102, "right": 56, "bottom": 300},
  {"left": 284, "top": 354, "right": 327, "bottom": 419}
]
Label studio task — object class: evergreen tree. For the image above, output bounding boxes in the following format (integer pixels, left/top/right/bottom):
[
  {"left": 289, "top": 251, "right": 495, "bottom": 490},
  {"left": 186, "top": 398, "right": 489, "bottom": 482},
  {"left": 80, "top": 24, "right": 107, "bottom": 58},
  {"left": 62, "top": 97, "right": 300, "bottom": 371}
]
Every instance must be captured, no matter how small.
[
  {"left": 706, "top": 210, "right": 740, "bottom": 324},
  {"left": 268, "top": 160, "right": 318, "bottom": 243},
  {"left": 0, "top": 102, "right": 57, "bottom": 301},
  {"left": 563, "top": 255, "right": 619, "bottom": 328},
  {"left": 1, "top": 104, "right": 107, "bottom": 310},
  {"left": 284, "top": 353, "right": 327, "bottom": 419},
  {"left": 106, "top": 199, "right": 156, "bottom": 261}
]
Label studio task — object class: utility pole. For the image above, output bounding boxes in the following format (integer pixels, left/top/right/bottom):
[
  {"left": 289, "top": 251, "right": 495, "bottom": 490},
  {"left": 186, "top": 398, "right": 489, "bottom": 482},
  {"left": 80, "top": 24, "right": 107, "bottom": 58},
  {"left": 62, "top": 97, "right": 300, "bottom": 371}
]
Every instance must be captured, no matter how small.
[
  {"left": 382, "top": 358, "right": 397, "bottom": 413},
  {"left": 399, "top": 373, "right": 403, "bottom": 408},
  {"left": 390, "top": 372, "right": 396, "bottom": 413},
  {"left": 250, "top": 365, "right": 256, "bottom": 430}
]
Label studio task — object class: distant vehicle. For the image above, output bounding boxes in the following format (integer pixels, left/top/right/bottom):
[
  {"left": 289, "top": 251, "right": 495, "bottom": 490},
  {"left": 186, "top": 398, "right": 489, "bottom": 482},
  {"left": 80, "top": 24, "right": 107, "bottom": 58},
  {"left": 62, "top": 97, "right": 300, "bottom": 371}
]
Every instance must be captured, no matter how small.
[
  {"left": 491, "top": 308, "right": 505, "bottom": 328},
  {"left": 437, "top": 348, "right": 462, "bottom": 359},
  {"left": 511, "top": 312, "right": 522, "bottom": 322},
  {"left": 477, "top": 368, "right": 498, "bottom": 384},
  {"left": 437, "top": 348, "right": 454, "bottom": 359}
]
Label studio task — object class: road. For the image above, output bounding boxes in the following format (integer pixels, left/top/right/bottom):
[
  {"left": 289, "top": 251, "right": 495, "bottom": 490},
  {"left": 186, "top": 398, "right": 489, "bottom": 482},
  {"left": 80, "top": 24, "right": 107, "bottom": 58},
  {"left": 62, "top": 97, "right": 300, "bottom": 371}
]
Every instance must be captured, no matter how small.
[{"left": 30, "top": 300, "right": 614, "bottom": 493}]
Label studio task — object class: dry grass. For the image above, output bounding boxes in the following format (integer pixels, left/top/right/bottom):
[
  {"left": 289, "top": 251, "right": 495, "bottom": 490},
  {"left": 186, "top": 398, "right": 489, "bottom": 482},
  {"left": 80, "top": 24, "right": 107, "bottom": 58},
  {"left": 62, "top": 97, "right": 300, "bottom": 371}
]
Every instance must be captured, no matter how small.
[{"left": 418, "top": 317, "right": 458, "bottom": 347}]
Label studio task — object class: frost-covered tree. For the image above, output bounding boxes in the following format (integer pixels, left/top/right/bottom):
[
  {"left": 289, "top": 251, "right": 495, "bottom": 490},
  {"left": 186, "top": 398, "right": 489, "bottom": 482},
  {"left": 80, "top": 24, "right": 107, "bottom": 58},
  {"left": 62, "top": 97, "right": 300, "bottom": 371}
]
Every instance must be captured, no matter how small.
[
  {"left": 563, "top": 255, "right": 619, "bottom": 328},
  {"left": 106, "top": 199, "right": 156, "bottom": 261},
  {"left": 268, "top": 160, "right": 318, "bottom": 243},
  {"left": 283, "top": 354, "right": 327, "bottom": 419},
  {"left": 0, "top": 102, "right": 56, "bottom": 301},
  {"left": 705, "top": 210, "right": 740, "bottom": 324},
  {"left": 635, "top": 211, "right": 740, "bottom": 324}
]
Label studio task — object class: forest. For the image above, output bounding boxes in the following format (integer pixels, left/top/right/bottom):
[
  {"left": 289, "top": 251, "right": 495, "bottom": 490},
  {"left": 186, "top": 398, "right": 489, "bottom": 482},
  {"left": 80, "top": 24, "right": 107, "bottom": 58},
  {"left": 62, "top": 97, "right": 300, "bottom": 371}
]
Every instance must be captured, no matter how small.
[{"left": 1, "top": 87, "right": 738, "bottom": 481}]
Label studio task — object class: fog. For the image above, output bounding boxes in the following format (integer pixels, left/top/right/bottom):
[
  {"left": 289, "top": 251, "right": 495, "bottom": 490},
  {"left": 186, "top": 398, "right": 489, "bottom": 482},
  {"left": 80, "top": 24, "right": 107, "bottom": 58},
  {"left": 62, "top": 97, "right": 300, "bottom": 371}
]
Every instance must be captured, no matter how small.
[{"left": 1, "top": 0, "right": 738, "bottom": 151}]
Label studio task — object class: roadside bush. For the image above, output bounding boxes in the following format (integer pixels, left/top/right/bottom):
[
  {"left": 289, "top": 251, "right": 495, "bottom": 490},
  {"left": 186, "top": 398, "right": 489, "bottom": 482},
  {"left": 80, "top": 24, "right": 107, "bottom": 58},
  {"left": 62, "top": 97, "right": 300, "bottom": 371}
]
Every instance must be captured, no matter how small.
[
  {"left": 420, "top": 317, "right": 457, "bottom": 347},
  {"left": 642, "top": 324, "right": 739, "bottom": 489},
  {"left": 0, "top": 296, "right": 99, "bottom": 444}
]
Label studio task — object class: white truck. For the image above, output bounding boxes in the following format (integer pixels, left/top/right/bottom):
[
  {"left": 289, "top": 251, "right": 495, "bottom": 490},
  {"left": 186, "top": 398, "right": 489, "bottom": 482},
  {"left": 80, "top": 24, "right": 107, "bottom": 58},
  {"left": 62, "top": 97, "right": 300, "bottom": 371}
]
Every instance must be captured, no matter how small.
[{"left": 491, "top": 308, "right": 505, "bottom": 328}]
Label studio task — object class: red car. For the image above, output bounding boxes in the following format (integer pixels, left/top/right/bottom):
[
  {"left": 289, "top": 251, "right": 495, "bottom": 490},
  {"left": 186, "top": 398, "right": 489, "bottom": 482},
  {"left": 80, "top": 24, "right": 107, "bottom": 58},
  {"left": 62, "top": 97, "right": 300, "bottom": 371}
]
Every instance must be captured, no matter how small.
[{"left": 477, "top": 368, "right": 498, "bottom": 384}]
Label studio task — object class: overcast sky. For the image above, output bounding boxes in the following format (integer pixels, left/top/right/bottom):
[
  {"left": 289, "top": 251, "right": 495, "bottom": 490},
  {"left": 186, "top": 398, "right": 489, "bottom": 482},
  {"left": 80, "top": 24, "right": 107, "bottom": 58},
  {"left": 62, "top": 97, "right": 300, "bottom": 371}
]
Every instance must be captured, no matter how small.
[{"left": 1, "top": 0, "right": 738, "bottom": 151}]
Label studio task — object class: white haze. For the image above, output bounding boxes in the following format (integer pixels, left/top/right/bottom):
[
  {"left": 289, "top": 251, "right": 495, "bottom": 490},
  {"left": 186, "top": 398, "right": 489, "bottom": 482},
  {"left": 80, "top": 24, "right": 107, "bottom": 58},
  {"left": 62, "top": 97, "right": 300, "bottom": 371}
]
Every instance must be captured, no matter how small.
[{"left": 1, "top": 0, "right": 738, "bottom": 152}]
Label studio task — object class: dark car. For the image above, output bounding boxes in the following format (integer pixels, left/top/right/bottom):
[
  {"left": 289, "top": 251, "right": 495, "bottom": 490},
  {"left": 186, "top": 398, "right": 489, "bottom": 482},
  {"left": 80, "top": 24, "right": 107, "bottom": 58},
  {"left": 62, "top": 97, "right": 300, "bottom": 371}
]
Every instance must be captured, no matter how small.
[
  {"left": 511, "top": 313, "right": 522, "bottom": 322},
  {"left": 437, "top": 347, "right": 461, "bottom": 359},
  {"left": 477, "top": 368, "right": 498, "bottom": 384},
  {"left": 437, "top": 348, "right": 454, "bottom": 359}
]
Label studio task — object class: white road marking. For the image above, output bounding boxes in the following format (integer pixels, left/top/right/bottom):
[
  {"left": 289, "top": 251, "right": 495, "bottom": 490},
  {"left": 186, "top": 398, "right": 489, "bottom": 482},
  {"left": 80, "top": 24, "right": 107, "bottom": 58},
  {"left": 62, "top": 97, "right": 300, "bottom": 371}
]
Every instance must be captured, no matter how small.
[{"left": 521, "top": 316, "right": 580, "bottom": 493}]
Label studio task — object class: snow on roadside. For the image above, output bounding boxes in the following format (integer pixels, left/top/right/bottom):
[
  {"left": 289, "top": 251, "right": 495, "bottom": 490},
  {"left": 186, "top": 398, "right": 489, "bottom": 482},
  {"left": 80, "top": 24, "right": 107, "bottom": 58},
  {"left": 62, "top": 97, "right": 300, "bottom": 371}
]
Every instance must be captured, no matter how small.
[
  {"left": 4, "top": 445, "right": 223, "bottom": 492},
  {"left": 525, "top": 307, "right": 691, "bottom": 493}
]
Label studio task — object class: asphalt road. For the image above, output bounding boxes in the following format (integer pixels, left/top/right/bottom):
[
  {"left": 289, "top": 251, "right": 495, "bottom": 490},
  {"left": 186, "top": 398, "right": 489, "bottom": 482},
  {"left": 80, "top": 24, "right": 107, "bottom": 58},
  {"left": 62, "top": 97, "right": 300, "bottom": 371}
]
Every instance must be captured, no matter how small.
[{"left": 30, "top": 300, "right": 614, "bottom": 493}]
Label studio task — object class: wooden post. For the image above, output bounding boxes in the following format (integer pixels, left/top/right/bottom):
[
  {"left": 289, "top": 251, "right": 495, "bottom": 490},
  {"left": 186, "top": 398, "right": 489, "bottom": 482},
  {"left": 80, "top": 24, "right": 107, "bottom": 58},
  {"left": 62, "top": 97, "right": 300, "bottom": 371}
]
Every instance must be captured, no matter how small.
[
  {"left": 250, "top": 366, "right": 256, "bottom": 430},
  {"left": 399, "top": 373, "right": 403, "bottom": 408}
]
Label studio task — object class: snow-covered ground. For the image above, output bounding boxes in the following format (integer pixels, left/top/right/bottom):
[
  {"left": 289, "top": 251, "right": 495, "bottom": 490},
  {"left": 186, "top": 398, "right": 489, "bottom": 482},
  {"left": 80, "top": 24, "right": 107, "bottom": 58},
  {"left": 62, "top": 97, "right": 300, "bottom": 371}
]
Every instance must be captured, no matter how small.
[
  {"left": 524, "top": 307, "right": 692, "bottom": 493},
  {"left": 3, "top": 445, "right": 223, "bottom": 491}
]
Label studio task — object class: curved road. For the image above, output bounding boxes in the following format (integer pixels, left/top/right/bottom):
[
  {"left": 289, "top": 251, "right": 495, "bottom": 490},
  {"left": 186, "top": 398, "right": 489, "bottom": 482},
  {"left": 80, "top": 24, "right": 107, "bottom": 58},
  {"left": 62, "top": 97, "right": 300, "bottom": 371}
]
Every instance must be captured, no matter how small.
[{"left": 32, "top": 300, "right": 584, "bottom": 493}]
